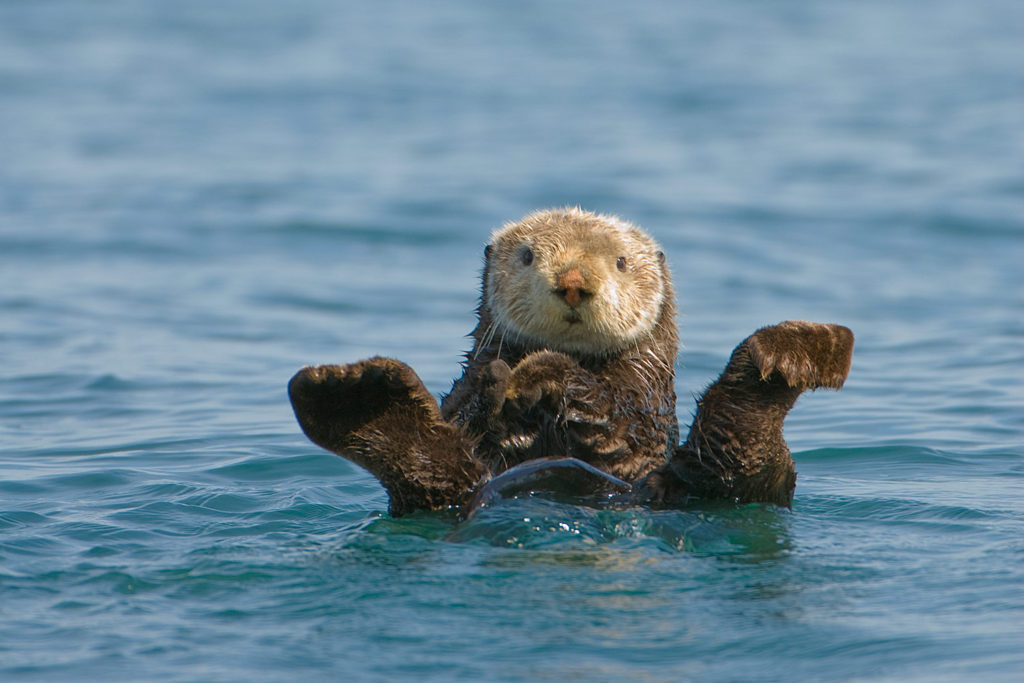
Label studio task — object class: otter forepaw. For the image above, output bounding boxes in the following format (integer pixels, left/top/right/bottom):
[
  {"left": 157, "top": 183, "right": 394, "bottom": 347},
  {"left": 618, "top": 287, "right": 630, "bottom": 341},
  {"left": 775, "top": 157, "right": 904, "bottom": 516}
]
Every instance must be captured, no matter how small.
[
  {"left": 480, "top": 359, "right": 512, "bottom": 414},
  {"left": 504, "top": 351, "right": 580, "bottom": 412},
  {"left": 745, "top": 321, "right": 854, "bottom": 391}
]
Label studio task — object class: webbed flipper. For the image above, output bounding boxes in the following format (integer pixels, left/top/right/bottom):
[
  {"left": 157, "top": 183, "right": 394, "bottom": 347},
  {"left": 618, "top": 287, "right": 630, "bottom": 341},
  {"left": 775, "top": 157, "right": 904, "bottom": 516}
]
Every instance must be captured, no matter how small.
[
  {"left": 288, "top": 357, "right": 486, "bottom": 516},
  {"left": 464, "top": 457, "right": 631, "bottom": 517},
  {"left": 636, "top": 321, "right": 854, "bottom": 507}
]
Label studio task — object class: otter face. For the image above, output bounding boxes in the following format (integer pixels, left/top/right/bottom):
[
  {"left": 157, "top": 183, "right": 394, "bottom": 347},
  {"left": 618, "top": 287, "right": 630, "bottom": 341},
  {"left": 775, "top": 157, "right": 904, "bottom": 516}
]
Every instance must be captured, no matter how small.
[{"left": 485, "top": 208, "right": 668, "bottom": 357}]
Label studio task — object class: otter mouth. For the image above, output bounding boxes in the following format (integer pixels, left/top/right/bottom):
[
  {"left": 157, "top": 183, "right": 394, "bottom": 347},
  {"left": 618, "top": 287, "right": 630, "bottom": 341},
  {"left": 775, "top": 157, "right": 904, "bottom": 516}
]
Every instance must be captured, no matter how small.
[{"left": 563, "top": 310, "right": 583, "bottom": 324}]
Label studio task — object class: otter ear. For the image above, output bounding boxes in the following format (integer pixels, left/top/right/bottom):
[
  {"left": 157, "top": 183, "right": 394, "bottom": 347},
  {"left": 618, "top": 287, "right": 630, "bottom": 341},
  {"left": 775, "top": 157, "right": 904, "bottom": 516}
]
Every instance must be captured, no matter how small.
[
  {"left": 656, "top": 251, "right": 665, "bottom": 264},
  {"left": 484, "top": 244, "right": 492, "bottom": 260}
]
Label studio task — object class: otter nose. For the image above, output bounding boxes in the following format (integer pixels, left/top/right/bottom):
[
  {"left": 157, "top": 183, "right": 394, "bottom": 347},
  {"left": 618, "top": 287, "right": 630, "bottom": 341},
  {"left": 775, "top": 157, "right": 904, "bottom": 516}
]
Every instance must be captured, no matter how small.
[{"left": 555, "top": 268, "right": 589, "bottom": 308}]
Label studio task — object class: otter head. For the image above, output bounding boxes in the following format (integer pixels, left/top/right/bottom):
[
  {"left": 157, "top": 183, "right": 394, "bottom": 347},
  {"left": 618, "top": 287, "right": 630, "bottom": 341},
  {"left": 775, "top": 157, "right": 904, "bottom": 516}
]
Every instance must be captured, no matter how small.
[{"left": 484, "top": 208, "right": 669, "bottom": 357}]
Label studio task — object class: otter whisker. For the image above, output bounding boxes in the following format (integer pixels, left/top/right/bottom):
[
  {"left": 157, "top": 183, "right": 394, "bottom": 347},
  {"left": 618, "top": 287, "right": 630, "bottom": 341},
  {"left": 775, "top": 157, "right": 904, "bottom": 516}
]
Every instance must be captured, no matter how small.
[{"left": 475, "top": 321, "right": 499, "bottom": 360}]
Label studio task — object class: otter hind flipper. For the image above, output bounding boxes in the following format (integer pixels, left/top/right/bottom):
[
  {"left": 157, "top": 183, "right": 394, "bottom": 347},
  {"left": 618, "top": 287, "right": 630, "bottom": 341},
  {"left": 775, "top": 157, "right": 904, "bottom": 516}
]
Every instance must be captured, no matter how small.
[
  {"left": 637, "top": 321, "right": 854, "bottom": 508},
  {"left": 747, "top": 321, "right": 854, "bottom": 390},
  {"left": 288, "top": 358, "right": 486, "bottom": 517},
  {"left": 464, "top": 457, "right": 631, "bottom": 518}
]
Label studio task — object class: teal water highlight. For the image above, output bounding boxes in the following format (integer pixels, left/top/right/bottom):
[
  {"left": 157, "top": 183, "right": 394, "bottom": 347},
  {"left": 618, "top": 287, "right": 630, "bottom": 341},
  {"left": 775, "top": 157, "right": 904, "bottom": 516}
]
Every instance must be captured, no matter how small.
[{"left": 2, "top": 0, "right": 1022, "bottom": 680}]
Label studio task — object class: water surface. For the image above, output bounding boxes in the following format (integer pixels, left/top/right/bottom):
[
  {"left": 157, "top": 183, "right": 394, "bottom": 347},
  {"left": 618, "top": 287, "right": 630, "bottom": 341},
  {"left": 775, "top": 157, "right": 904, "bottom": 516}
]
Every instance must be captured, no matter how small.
[{"left": 1, "top": 1, "right": 1022, "bottom": 680}]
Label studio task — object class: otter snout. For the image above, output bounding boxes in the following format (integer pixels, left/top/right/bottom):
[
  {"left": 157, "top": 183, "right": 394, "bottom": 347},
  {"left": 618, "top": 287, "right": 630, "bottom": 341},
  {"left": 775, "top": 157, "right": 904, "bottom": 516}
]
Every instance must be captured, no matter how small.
[{"left": 554, "top": 267, "right": 592, "bottom": 308}]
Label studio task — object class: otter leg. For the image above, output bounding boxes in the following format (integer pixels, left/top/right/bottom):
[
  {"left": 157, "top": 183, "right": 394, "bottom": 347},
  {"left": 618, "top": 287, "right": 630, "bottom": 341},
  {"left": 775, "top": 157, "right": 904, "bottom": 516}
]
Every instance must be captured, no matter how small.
[
  {"left": 288, "top": 357, "right": 486, "bottom": 516},
  {"left": 637, "top": 321, "right": 854, "bottom": 507}
]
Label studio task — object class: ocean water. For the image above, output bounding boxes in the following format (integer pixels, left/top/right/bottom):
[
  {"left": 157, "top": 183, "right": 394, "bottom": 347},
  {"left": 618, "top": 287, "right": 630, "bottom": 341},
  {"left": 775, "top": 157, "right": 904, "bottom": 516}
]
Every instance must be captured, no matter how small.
[{"left": 1, "top": 0, "right": 1022, "bottom": 680}]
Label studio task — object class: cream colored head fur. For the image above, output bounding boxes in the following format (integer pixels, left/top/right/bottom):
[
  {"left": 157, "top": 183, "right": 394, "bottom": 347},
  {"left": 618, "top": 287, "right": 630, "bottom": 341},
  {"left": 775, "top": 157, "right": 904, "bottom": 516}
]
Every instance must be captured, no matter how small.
[{"left": 485, "top": 208, "right": 669, "bottom": 357}]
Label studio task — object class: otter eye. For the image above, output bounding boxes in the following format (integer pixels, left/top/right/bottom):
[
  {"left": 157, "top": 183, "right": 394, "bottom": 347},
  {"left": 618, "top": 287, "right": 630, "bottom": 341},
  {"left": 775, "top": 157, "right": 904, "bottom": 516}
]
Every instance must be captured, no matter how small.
[
  {"left": 616, "top": 256, "right": 628, "bottom": 272},
  {"left": 520, "top": 247, "right": 534, "bottom": 267}
]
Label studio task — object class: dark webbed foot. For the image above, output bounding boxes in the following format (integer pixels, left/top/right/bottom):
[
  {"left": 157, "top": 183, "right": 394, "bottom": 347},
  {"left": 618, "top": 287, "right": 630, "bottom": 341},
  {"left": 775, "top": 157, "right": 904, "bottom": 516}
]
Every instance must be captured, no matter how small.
[
  {"left": 636, "top": 321, "right": 853, "bottom": 507},
  {"left": 746, "top": 320, "right": 854, "bottom": 391},
  {"left": 288, "top": 358, "right": 486, "bottom": 516}
]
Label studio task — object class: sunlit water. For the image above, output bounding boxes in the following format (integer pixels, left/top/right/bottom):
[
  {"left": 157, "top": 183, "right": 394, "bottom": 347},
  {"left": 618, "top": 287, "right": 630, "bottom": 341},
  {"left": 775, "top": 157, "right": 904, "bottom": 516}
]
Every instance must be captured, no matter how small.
[{"left": 2, "top": 1, "right": 1022, "bottom": 680}]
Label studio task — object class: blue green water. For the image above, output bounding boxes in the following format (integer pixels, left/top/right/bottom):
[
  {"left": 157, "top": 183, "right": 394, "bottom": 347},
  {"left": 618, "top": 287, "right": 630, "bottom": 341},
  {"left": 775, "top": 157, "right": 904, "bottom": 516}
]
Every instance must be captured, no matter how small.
[{"left": 2, "top": 1, "right": 1022, "bottom": 680}]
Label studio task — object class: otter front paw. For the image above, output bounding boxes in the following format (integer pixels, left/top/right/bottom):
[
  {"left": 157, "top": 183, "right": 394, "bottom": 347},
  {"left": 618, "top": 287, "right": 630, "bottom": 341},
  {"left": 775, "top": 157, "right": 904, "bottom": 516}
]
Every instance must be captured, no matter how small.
[
  {"left": 504, "top": 350, "right": 580, "bottom": 413},
  {"left": 498, "top": 351, "right": 620, "bottom": 459},
  {"left": 745, "top": 321, "right": 854, "bottom": 390},
  {"left": 479, "top": 359, "right": 512, "bottom": 414}
]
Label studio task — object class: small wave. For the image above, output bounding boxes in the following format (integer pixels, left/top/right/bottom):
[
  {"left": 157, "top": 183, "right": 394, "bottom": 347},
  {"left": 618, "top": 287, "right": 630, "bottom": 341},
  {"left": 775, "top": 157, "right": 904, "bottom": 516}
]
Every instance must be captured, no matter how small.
[
  {"left": 798, "top": 445, "right": 964, "bottom": 466},
  {"left": 255, "top": 219, "right": 461, "bottom": 247},
  {"left": 798, "top": 494, "right": 1002, "bottom": 526},
  {"left": 0, "top": 510, "right": 52, "bottom": 531},
  {"left": 207, "top": 453, "right": 345, "bottom": 481}
]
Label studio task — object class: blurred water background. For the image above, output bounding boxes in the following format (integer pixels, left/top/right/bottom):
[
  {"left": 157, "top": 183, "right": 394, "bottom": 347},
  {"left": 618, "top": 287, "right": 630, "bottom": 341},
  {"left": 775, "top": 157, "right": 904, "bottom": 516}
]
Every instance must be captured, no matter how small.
[{"left": 1, "top": 1, "right": 1022, "bottom": 680}]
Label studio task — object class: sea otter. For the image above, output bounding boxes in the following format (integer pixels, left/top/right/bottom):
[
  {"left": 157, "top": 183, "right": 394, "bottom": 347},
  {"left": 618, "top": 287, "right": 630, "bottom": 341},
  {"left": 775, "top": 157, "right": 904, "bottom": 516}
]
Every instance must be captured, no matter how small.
[
  {"left": 288, "top": 208, "right": 854, "bottom": 516},
  {"left": 441, "top": 208, "right": 679, "bottom": 483}
]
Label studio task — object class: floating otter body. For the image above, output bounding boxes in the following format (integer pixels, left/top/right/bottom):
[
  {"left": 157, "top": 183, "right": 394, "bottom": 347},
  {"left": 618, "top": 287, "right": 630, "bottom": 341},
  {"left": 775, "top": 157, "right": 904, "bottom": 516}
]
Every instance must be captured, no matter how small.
[
  {"left": 288, "top": 209, "right": 854, "bottom": 517},
  {"left": 442, "top": 209, "right": 679, "bottom": 482}
]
